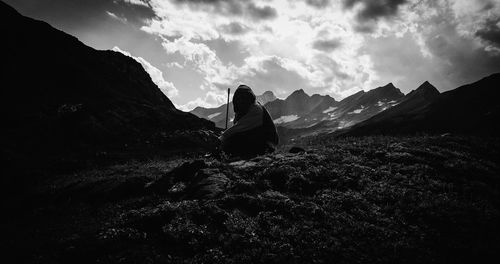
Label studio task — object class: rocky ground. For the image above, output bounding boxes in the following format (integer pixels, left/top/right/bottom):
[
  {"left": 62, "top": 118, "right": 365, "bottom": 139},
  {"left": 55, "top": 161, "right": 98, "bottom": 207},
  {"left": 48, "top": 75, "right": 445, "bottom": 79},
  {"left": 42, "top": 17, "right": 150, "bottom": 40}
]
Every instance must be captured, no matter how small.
[{"left": 6, "top": 135, "right": 500, "bottom": 263}]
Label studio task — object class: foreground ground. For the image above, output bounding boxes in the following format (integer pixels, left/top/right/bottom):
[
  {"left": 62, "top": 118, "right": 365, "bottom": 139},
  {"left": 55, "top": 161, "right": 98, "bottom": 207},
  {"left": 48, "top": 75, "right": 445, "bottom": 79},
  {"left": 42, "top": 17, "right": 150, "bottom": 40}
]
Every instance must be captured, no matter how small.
[{"left": 6, "top": 135, "right": 500, "bottom": 263}]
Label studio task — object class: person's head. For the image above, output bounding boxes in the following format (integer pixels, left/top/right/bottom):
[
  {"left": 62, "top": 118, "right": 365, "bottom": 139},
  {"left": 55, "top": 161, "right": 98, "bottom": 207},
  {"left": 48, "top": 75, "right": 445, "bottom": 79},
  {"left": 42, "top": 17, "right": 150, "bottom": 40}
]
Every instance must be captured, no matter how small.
[{"left": 233, "top": 85, "right": 256, "bottom": 118}]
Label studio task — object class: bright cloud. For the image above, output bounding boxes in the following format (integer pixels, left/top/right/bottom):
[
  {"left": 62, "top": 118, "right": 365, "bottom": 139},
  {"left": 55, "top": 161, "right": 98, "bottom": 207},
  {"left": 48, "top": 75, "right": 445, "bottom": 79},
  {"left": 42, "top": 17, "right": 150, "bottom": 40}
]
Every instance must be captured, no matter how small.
[
  {"left": 131, "top": 0, "right": 500, "bottom": 110},
  {"left": 112, "top": 46, "right": 179, "bottom": 98},
  {"left": 121, "top": 0, "right": 149, "bottom": 7}
]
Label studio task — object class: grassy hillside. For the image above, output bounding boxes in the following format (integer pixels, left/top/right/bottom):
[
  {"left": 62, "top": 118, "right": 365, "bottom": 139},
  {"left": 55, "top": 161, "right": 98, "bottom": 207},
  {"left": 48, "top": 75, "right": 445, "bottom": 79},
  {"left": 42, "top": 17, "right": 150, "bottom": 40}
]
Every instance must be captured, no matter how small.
[{"left": 7, "top": 135, "right": 500, "bottom": 263}]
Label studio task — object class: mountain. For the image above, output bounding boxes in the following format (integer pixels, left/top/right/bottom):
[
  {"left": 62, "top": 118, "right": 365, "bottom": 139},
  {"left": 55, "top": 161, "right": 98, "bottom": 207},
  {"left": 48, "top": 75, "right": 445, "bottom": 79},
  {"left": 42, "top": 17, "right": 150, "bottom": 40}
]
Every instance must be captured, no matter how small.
[
  {"left": 342, "top": 81, "right": 440, "bottom": 134},
  {"left": 343, "top": 74, "right": 500, "bottom": 136},
  {"left": 257, "top": 90, "right": 278, "bottom": 105},
  {"left": 0, "top": 2, "right": 216, "bottom": 168},
  {"left": 190, "top": 91, "right": 277, "bottom": 128},
  {"left": 404, "top": 81, "right": 440, "bottom": 102},
  {"left": 328, "top": 83, "right": 405, "bottom": 127},
  {"left": 269, "top": 83, "right": 404, "bottom": 134},
  {"left": 264, "top": 89, "right": 338, "bottom": 127}
]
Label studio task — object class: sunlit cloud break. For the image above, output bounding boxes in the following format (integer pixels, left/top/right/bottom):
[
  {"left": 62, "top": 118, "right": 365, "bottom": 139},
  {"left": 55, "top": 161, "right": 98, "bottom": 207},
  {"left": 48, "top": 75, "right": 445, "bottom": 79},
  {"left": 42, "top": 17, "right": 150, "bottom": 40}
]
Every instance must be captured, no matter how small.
[
  {"left": 130, "top": 0, "right": 499, "bottom": 110},
  {"left": 14, "top": 0, "right": 499, "bottom": 111}
]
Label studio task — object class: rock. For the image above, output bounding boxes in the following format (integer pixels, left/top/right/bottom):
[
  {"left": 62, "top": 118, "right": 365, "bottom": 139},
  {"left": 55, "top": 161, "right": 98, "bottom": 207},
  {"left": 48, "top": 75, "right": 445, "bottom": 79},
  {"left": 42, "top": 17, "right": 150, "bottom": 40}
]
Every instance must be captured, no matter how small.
[
  {"left": 148, "top": 160, "right": 231, "bottom": 200},
  {"left": 185, "top": 169, "right": 230, "bottom": 200},
  {"left": 147, "top": 160, "right": 207, "bottom": 194}
]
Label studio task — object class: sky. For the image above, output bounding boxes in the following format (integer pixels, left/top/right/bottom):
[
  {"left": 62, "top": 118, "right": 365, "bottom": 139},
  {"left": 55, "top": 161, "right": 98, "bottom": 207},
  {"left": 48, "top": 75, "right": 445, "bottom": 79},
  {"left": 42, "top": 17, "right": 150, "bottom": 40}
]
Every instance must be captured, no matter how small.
[{"left": 6, "top": 0, "right": 500, "bottom": 110}]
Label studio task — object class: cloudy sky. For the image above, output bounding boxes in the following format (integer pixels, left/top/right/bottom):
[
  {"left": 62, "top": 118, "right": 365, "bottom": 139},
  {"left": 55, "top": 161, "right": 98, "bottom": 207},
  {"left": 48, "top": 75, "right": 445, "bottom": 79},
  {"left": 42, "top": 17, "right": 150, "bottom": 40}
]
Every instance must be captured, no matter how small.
[{"left": 6, "top": 0, "right": 500, "bottom": 110}]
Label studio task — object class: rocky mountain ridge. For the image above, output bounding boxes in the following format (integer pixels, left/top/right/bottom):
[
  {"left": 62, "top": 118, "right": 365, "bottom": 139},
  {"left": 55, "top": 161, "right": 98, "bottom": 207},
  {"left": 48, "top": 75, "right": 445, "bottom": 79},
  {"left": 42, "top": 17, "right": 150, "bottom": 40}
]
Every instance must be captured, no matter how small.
[
  {"left": 342, "top": 73, "right": 500, "bottom": 136},
  {"left": 191, "top": 91, "right": 278, "bottom": 128},
  {"left": 0, "top": 1, "right": 217, "bottom": 170}
]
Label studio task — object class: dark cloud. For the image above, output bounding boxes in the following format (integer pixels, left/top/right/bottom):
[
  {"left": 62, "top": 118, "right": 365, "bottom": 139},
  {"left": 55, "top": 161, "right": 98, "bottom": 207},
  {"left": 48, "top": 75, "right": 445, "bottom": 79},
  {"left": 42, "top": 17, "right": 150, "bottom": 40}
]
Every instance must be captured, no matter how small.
[
  {"left": 220, "top": 22, "right": 249, "bottom": 35},
  {"left": 247, "top": 3, "right": 277, "bottom": 20},
  {"left": 4, "top": 0, "right": 155, "bottom": 28},
  {"left": 425, "top": 25, "right": 500, "bottom": 88},
  {"left": 344, "top": 0, "right": 408, "bottom": 24},
  {"left": 353, "top": 23, "right": 375, "bottom": 33},
  {"left": 313, "top": 54, "right": 350, "bottom": 81},
  {"left": 476, "top": 18, "right": 500, "bottom": 48},
  {"left": 239, "top": 57, "right": 313, "bottom": 96},
  {"left": 204, "top": 38, "right": 250, "bottom": 67},
  {"left": 364, "top": 14, "right": 500, "bottom": 93},
  {"left": 174, "top": 0, "right": 244, "bottom": 15},
  {"left": 305, "top": 0, "right": 330, "bottom": 9},
  {"left": 312, "top": 39, "right": 342, "bottom": 52},
  {"left": 173, "top": 0, "right": 276, "bottom": 20},
  {"left": 481, "top": 1, "right": 496, "bottom": 12}
]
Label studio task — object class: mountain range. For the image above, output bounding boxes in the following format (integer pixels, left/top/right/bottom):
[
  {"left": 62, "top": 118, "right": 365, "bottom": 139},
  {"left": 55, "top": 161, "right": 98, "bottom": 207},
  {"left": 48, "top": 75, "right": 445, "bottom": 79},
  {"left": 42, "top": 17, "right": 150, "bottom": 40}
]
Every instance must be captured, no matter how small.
[
  {"left": 342, "top": 73, "right": 500, "bottom": 136},
  {"left": 193, "top": 72, "right": 499, "bottom": 141},
  {"left": 0, "top": 1, "right": 215, "bottom": 168},
  {"left": 268, "top": 83, "right": 405, "bottom": 130},
  {"left": 192, "top": 82, "right": 411, "bottom": 140},
  {"left": 191, "top": 91, "right": 277, "bottom": 128}
]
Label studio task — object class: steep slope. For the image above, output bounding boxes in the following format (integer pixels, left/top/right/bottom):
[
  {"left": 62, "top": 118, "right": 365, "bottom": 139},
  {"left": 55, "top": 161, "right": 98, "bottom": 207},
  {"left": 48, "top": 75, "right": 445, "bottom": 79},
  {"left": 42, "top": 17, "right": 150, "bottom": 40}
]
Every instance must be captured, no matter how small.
[
  {"left": 191, "top": 91, "right": 277, "bottom": 128},
  {"left": 257, "top": 90, "right": 278, "bottom": 105},
  {"left": 343, "top": 81, "right": 440, "bottom": 134},
  {"left": 331, "top": 83, "right": 405, "bottom": 126},
  {"left": 0, "top": 2, "right": 215, "bottom": 166},
  {"left": 272, "top": 84, "right": 407, "bottom": 142},
  {"left": 272, "top": 83, "right": 404, "bottom": 132},
  {"left": 343, "top": 74, "right": 500, "bottom": 136},
  {"left": 265, "top": 90, "right": 339, "bottom": 128}
]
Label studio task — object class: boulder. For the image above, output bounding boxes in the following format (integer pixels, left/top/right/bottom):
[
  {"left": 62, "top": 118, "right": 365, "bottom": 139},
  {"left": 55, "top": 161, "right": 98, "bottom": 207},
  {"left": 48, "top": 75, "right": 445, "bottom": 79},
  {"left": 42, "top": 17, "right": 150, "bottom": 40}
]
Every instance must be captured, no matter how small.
[
  {"left": 146, "top": 160, "right": 207, "bottom": 194},
  {"left": 184, "top": 169, "right": 230, "bottom": 200}
]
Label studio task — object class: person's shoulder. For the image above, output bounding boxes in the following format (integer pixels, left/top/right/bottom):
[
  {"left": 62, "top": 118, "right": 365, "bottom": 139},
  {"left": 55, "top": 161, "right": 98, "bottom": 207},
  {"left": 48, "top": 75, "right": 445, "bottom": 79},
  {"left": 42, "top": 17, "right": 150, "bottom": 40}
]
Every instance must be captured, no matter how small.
[
  {"left": 255, "top": 102, "right": 268, "bottom": 111},
  {"left": 250, "top": 103, "right": 264, "bottom": 113}
]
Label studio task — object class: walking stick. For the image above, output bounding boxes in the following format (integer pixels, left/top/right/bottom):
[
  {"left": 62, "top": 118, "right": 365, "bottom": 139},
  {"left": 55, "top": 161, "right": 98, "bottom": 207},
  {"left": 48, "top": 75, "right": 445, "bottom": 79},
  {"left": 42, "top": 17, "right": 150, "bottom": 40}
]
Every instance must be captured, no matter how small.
[{"left": 225, "top": 88, "right": 230, "bottom": 130}]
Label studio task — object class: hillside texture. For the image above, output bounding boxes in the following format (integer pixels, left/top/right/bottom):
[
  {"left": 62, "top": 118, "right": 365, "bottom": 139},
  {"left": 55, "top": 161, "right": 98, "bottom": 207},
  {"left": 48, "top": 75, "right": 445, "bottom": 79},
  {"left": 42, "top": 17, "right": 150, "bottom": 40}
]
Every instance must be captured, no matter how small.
[
  {"left": 1, "top": 2, "right": 215, "bottom": 171},
  {"left": 8, "top": 136, "right": 500, "bottom": 263}
]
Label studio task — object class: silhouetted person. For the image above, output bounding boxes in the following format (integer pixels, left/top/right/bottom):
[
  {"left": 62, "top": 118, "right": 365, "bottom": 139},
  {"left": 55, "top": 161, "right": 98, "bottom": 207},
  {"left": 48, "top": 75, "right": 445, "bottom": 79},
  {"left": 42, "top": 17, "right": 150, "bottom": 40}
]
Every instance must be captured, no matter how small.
[{"left": 220, "top": 85, "right": 279, "bottom": 158}]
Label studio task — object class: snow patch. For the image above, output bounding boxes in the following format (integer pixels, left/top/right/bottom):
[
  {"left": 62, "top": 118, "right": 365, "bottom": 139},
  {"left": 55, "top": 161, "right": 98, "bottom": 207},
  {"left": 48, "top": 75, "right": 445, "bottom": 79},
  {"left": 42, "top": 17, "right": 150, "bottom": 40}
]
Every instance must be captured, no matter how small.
[
  {"left": 274, "top": 115, "right": 299, "bottom": 124},
  {"left": 208, "top": 112, "right": 221, "bottom": 119},
  {"left": 328, "top": 112, "right": 340, "bottom": 120},
  {"left": 377, "top": 101, "right": 385, "bottom": 106},
  {"left": 322, "top": 107, "right": 338, "bottom": 113},
  {"left": 338, "top": 121, "right": 355, "bottom": 129},
  {"left": 348, "top": 106, "right": 365, "bottom": 114}
]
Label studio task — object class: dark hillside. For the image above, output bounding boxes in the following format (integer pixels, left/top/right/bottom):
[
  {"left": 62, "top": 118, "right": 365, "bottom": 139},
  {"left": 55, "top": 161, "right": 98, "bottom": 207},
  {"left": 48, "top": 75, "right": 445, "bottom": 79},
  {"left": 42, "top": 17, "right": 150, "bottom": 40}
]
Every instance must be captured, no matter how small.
[
  {"left": 0, "top": 2, "right": 216, "bottom": 170},
  {"left": 344, "top": 74, "right": 500, "bottom": 136}
]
